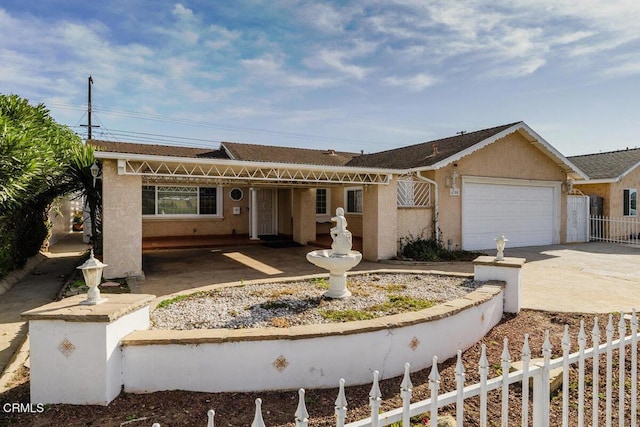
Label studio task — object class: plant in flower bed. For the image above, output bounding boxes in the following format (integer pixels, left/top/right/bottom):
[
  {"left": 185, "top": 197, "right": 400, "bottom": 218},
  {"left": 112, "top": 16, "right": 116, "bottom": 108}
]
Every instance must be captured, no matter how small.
[
  {"left": 150, "top": 273, "right": 483, "bottom": 330},
  {"left": 400, "top": 234, "right": 484, "bottom": 262}
]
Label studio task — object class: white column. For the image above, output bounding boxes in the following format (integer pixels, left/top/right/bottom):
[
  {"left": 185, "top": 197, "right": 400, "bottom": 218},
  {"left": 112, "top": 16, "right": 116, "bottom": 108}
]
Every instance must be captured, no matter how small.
[
  {"left": 22, "top": 294, "right": 155, "bottom": 405},
  {"left": 473, "top": 256, "right": 526, "bottom": 313},
  {"left": 250, "top": 187, "right": 259, "bottom": 240}
]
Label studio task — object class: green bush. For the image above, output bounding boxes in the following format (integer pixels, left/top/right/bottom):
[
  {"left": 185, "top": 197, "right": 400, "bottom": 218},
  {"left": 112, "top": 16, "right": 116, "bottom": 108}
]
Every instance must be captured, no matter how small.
[
  {"left": 0, "top": 94, "right": 98, "bottom": 279},
  {"left": 401, "top": 235, "right": 484, "bottom": 262},
  {"left": 401, "top": 236, "right": 443, "bottom": 261}
]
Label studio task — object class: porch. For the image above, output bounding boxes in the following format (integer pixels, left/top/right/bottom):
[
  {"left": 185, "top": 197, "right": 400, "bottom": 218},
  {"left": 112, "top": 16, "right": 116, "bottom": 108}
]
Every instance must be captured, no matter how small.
[{"left": 142, "top": 233, "right": 363, "bottom": 252}]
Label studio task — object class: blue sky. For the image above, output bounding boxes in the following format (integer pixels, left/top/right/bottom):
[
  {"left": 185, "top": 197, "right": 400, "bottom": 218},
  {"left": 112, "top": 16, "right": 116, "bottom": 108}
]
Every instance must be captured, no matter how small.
[{"left": 1, "top": 0, "right": 639, "bottom": 156}]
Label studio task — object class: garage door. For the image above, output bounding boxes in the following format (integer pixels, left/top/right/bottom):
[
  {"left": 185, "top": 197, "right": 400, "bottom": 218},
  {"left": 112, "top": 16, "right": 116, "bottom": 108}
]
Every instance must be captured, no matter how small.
[{"left": 462, "top": 178, "right": 559, "bottom": 250}]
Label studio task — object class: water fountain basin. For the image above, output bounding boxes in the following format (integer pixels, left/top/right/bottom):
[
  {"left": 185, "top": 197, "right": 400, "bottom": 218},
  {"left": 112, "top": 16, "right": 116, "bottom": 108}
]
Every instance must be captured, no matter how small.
[{"left": 306, "top": 249, "right": 362, "bottom": 298}]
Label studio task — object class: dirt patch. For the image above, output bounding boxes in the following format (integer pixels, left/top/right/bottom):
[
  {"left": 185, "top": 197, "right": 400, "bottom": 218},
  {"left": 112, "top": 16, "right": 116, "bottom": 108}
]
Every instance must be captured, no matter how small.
[{"left": 0, "top": 310, "right": 635, "bottom": 426}]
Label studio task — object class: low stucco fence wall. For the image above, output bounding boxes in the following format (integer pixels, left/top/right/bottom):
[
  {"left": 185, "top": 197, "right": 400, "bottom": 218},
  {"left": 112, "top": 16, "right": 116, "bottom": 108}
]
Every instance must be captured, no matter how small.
[
  {"left": 21, "top": 257, "right": 524, "bottom": 405},
  {"left": 121, "top": 282, "right": 504, "bottom": 394}
]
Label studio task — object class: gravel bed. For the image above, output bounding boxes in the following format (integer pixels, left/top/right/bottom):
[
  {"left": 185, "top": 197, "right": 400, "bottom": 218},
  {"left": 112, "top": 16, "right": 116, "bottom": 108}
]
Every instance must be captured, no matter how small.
[{"left": 151, "top": 273, "right": 484, "bottom": 330}]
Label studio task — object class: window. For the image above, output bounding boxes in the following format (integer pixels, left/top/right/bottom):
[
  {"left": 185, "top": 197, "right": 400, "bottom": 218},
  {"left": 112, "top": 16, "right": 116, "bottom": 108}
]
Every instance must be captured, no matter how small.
[
  {"left": 397, "top": 177, "right": 432, "bottom": 207},
  {"left": 397, "top": 180, "right": 415, "bottom": 206},
  {"left": 142, "top": 185, "right": 222, "bottom": 217},
  {"left": 229, "top": 188, "right": 243, "bottom": 201},
  {"left": 316, "top": 188, "right": 330, "bottom": 215},
  {"left": 199, "top": 187, "right": 217, "bottom": 215},
  {"left": 142, "top": 186, "right": 156, "bottom": 215},
  {"left": 345, "top": 187, "right": 363, "bottom": 214},
  {"left": 623, "top": 189, "right": 637, "bottom": 216}
]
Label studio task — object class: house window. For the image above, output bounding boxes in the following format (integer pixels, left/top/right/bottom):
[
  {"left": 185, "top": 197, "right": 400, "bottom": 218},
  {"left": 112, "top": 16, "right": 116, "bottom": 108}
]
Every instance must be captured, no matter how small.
[
  {"left": 199, "top": 187, "right": 217, "bottom": 215},
  {"left": 345, "top": 187, "right": 363, "bottom": 214},
  {"left": 316, "top": 188, "right": 330, "bottom": 215},
  {"left": 397, "top": 180, "right": 415, "bottom": 206},
  {"left": 623, "top": 189, "right": 637, "bottom": 216},
  {"left": 397, "top": 177, "right": 432, "bottom": 207},
  {"left": 142, "top": 185, "right": 156, "bottom": 215},
  {"left": 142, "top": 185, "right": 222, "bottom": 217}
]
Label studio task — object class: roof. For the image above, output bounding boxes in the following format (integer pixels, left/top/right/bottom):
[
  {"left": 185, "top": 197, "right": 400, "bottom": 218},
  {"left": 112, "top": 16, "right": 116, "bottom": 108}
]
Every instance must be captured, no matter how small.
[
  {"left": 89, "top": 140, "right": 358, "bottom": 167},
  {"left": 568, "top": 148, "right": 640, "bottom": 181},
  {"left": 346, "top": 122, "right": 520, "bottom": 169},
  {"left": 221, "top": 142, "right": 357, "bottom": 166},
  {"left": 88, "top": 122, "right": 586, "bottom": 179},
  {"left": 88, "top": 140, "right": 230, "bottom": 159}
]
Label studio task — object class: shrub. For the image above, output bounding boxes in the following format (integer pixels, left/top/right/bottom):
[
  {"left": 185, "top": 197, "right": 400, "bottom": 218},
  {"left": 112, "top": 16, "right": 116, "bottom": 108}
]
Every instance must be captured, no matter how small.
[{"left": 401, "top": 234, "right": 484, "bottom": 262}]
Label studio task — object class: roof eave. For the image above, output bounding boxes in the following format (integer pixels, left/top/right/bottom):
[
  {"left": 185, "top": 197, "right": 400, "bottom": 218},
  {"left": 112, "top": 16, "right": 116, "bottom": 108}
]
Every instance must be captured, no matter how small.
[
  {"left": 94, "top": 150, "right": 403, "bottom": 175},
  {"left": 573, "top": 178, "right": 619, "bottom": 185},
  {"left": 219, "top": 142, "right": 237, "bottom": 160}
]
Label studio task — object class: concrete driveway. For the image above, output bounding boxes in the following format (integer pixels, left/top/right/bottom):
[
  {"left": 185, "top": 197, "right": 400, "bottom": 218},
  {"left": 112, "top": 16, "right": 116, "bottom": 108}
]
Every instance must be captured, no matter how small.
[
  {"left": 503, "top": 242, "right": 640, "bottom": 313},
  {"left": 137, "top": 242, "right": 639, "bottom": 314}
]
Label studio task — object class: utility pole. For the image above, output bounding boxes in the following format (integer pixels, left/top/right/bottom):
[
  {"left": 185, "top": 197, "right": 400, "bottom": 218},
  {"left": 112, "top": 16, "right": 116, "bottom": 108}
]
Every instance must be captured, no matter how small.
[{"left": 80, "top": 75, "right": 99, "bottom": 140}]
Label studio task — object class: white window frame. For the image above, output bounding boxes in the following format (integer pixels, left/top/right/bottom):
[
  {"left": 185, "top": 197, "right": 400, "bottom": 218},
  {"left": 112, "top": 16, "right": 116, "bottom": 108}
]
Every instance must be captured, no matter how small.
[
  {"left": 315, "top": 188, "right": 331, "bottom": 221},
  {"left": 142, "top": 185, "right": 223, "bottom": 218},
  {"left": 623, "top": 188, "right": 637, "bottom": 216},
  {"left": 344, "top": 186, "right": 363, "bottom": 214}
]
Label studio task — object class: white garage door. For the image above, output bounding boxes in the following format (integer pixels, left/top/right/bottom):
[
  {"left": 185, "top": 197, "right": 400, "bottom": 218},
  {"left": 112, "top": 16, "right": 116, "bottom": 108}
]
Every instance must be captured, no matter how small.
[{"left": 462, "top": 178, "right": 559, "bottom": 250}]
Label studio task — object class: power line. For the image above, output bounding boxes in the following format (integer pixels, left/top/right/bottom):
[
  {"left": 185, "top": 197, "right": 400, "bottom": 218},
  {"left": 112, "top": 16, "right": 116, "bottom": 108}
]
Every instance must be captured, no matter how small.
[
  {"left": 70, "top": 126, "right": 223, "bottom": 147},
  {"left": 44, "top": 100, "right": 395, "bottom": 147}
]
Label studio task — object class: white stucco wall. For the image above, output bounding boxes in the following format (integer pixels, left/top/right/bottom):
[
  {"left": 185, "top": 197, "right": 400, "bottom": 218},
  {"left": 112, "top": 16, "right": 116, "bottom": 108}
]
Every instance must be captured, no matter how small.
[
  {"left": 102, "top": 159, "right": 143, "bottom": 279},
  {"left": 121, "top": 285, "right": 503, "bottom": 394},
  {"left": 29, "top": 307, "right": 149, "bottom": 405}
]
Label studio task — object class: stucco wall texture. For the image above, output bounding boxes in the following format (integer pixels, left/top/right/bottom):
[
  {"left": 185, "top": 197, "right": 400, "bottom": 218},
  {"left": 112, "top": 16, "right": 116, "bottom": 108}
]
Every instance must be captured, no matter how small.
[
  {"left": 574, "top": 166, "right": 640, "bottom": 218},
  {"left": 435, "top": 132, "right": 568, "bottom": 249},
  {"left": 102, "top": 159, "right": 143, "bottom": 279}
]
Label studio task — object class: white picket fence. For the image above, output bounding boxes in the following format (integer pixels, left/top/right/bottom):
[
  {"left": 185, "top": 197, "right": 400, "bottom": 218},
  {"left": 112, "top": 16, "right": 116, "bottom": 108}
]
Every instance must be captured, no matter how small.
[
  {"left": 151, "top": 310, "right": 639, "bottom": 427},
  {"left": 590, "top": 215, "right": 640, "bottom": 245}
]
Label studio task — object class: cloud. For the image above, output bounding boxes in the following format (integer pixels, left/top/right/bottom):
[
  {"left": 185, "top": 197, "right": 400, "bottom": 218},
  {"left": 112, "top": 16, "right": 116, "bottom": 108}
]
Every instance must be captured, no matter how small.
[
  {"left": 206, "top": 25, "right": 241, "bottom": 50},
  {"left": 241, "top": 52, "right": 337, "bottom": 89},
  {"left": 384, "top": 73, "right": 438, "bottom": 91},
  {"left": 296, "top": 2, "right": 357, "bottom": 34},
  {"left": 309, "top": 49, "right": 371, "bottom": 79},
  {"left": 362, "top": 0, "right": 640, "bottom": 79}
]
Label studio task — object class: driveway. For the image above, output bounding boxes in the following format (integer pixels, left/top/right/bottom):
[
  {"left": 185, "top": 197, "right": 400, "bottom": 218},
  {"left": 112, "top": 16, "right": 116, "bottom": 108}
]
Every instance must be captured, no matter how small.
[
  {"left": 136, "top": 242, "right": 639, "bottom": 314},
  {"left": 505, "top": 242, "right": 640, "bottom": 313}
]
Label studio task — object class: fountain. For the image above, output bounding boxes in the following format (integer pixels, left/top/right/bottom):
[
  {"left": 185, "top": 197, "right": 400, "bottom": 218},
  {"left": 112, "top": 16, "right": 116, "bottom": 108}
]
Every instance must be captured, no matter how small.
[{"left": 306, "top": 207, "right": 363, "bottom": 298}]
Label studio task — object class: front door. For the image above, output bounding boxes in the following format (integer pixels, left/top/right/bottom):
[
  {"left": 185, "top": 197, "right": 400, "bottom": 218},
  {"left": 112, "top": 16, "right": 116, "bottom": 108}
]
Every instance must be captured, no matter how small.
[{"left": 257, "top": 189, "right": 277, "bottom": 236}]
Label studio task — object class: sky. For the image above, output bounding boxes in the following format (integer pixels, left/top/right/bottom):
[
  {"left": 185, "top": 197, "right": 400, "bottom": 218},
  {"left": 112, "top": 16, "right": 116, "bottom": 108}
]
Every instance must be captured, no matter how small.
[{"left": 1, "top": 0, "right": 639, "bottom": 157}]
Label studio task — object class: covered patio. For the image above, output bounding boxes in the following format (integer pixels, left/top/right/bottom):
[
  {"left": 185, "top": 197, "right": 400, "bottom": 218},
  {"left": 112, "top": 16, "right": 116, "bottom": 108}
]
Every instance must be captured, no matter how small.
[
  {"left": 142, "top": 233, "right": 363, "bottom": 251},
  {"left": 93, "top": 141, "right": 399, "bottom": 279}
]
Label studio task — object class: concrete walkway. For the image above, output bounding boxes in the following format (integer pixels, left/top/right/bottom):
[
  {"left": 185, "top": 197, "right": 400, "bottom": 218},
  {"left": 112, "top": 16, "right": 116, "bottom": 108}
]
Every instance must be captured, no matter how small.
[{"left": 0, "top": 233, "right": 87, "bottom": 389}]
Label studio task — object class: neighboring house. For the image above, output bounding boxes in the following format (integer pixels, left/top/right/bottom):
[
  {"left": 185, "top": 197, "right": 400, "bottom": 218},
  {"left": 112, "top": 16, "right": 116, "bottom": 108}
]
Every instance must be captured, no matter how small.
[
  {"left": 568, "top": 148, "right": 640, "bottom": 218},
  {"left": 90, "top": 121, "right": 586, "bottom": 279}
]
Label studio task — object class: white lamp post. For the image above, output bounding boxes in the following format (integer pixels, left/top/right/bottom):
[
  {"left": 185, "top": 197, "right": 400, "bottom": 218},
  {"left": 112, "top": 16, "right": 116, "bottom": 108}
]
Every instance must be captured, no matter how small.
[
  {"left": 495, "top": 234, "right": 508, "bottom": 261},
  {"left": 77, "top": 250, "right": 108, "bottom": 305}
]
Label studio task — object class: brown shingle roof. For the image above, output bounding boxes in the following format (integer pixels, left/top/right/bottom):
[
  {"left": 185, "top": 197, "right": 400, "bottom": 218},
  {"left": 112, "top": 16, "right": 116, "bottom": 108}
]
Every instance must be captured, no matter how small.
[
  {"left": 568, "top": 148, "right": 640, "bottom": 180},
  {"left": 221, "top": 142, "right": 357, "bottom": 166},
  {"left": 88, "top": 140, "right": 230, "bottom": 159},
  {"left": 346, "top": 122, "right": 520, "bottom": 169}
]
